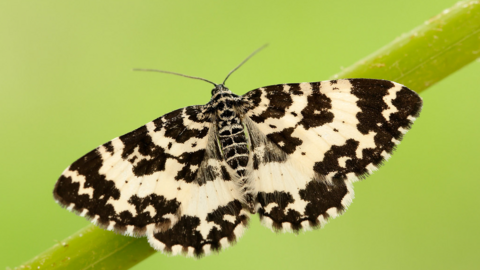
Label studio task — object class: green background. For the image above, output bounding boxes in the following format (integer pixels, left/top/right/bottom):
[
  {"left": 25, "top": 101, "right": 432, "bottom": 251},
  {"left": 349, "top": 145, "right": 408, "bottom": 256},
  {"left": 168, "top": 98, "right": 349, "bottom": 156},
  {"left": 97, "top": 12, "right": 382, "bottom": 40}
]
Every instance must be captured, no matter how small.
[{"left": 2, "top": 1, "right": 480, "bottom": 269}]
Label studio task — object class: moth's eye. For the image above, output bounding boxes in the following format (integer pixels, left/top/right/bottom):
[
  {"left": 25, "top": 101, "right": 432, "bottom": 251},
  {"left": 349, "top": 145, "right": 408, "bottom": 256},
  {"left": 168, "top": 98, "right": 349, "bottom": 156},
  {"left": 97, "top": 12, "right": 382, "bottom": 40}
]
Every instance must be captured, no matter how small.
[{"left": 211, "top": 89, "right": 216, "bottom": 95}]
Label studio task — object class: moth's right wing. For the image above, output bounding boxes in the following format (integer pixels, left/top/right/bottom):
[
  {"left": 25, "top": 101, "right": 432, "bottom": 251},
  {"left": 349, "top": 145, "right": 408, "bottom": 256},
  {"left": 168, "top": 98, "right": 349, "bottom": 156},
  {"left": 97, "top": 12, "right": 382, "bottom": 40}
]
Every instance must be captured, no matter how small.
[
  {"left": 241, "top": 79, "right": 422, "bottom": 232},
  {"left": 54, "top": 106, "right": 248, "bottom": 257}
]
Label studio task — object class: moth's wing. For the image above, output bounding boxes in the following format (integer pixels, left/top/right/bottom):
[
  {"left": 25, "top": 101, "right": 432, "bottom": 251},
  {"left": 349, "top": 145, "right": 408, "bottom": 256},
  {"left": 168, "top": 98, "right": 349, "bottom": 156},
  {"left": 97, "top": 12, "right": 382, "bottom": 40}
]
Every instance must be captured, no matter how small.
[
  {"left": 241, "top": 79, "right": 422, "bottom": 232},
  {"left": 54, "top": 106, "right": 248, "bottom": 257}
]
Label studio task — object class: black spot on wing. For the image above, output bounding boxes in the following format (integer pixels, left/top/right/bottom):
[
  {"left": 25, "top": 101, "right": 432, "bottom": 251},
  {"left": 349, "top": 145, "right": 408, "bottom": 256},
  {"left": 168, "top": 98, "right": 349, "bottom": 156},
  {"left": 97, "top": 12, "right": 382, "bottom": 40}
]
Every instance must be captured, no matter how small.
[
  {"left": 313, "top": 136, "right": 386, "bottom": 180},
  {"left": 206, "top": 200, "right": 248, "bottom": 245},
  {"left": 119, "top": 127, "right": 171, "bottom": 177},
  {"left": 104, "top": 141, "right": 114, "bottom": 154},
  {"left": 257, "top": 191, "right": 301, "bottom": 231},
  {"left": 175, "top": 149, "right": 206, "bottom": 182},
  {"left": 288, "top": 84, "right": 303, "bottom": 96},
  {"left": 153, "top": 107, "right": 209, "bottom": 143},
  {"left": 390, "top": 86, "right": 423, "bottom": 127},
  {"left": 152, "top": 200, "right": 248, "bottom": 257},
  {"left": 54, "top": 173, "right": 119, "bottom": 228},
  {"left": 298, "top": 87, "right": 334, "bottom": 129},
  {"left": 68, "top": 149, "right": 120, "bottom": 201},
  {"left": 264, "top": 86, "right": 293, "bottom": 115},
  {"left": 124, "top": 194, "right": 180, "bottom": 232},
  {"left": 266, "top": 127, "right": 302, "bottom": 154},
  {"left": 350, "top": 79, "right": 392, "bottom": 135},
  {"left": 153, "top": 108, "right": 182, "bottom": 132},
  {"left": 220, "top": 166, "right": 231, "bottom": 181},
  {"left": 350, "top": 79, "right": 422, "bottom": 157},
  {"left": 153, "top": 216, "right": 203, "bottom": 255},
  {"left": 313, "top": 139, "right": 360, "bottom": 177},
  {"left": 175, "top": 166, "right": 197, "bottom": 182},
  {"left": 299, "top": 178, "right": 348, "bottom": 220},
  {"left": 248, "top": 85, "right": 293, "bottom": 123},
  {"left": 185, "top": 106, "right": 209, "bottom": 123},
  {"left": 241, "top": 89, "right": 262, "bottom": 112},
  {"left": 164, "top": 116, "right": 209, "bottom": 144},
  {"left": 178, "top": 149, "right": 205, "bottom": 165},
  {"left": 120, "top": 125, "right": 149, "bottom": 159}
]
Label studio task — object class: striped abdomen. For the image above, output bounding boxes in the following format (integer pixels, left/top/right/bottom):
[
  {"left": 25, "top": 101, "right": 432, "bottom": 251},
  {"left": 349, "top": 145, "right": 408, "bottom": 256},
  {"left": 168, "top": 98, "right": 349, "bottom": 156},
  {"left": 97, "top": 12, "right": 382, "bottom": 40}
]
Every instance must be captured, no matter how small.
[{"left": 216, "top": 104, "right": 254, "bottom": 210}]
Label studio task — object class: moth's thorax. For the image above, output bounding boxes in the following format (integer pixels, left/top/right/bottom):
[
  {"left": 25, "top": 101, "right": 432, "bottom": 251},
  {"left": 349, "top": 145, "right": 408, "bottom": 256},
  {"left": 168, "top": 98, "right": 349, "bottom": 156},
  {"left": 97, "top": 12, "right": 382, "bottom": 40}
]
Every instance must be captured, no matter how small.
[{"left": 210, "top": 85, "right": 237, "bottom": 104}]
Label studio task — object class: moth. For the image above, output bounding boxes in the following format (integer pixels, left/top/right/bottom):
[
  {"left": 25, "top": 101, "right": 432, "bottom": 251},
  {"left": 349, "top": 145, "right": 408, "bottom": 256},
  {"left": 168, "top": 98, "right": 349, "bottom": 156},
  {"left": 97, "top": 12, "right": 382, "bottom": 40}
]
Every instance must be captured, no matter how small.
[{"left": 54, "top": 46, "right": 422, "bottom": 257}]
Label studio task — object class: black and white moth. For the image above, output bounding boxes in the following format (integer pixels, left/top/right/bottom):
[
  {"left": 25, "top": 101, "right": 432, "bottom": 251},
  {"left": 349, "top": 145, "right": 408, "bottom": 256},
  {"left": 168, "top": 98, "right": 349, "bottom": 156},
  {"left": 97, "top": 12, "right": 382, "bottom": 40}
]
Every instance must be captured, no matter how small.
[{"left": 54, "top": 48, "right": 422, "bottom": 257}]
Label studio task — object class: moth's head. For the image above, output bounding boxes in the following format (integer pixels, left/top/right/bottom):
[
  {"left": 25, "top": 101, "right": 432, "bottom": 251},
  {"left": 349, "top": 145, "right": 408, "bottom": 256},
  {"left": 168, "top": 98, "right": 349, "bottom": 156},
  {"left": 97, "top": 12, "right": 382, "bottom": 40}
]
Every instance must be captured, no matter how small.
[{"left": 211, "top": 84, "right": 230, "bottom": 96}]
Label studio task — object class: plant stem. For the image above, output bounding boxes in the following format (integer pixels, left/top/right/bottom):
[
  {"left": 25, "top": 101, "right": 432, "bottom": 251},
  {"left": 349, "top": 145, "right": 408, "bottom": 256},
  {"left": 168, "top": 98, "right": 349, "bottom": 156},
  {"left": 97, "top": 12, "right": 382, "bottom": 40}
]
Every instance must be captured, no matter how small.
[
  {"left": 16, "top": 225, "right": 155, "bottom": 269},
  {"left": 333, "top": 0, "right": 480, "bottom": 93},
  {"left": 16, "top": 0, "right": 480, "bottom": 269}
]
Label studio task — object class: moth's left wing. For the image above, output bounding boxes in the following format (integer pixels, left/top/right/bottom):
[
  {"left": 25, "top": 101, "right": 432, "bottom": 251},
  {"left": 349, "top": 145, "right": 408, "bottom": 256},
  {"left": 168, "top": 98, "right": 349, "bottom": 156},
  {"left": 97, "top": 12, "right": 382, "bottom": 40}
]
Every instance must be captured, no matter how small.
[
  {"left": 241, "top": 79, "right": 422, "bottom": 232},
  {"left": 148, "top": 120, "right": 249, "bottom": 257},
  {"left": 54, "top": 106, "right": 248, "bottom": 257}
]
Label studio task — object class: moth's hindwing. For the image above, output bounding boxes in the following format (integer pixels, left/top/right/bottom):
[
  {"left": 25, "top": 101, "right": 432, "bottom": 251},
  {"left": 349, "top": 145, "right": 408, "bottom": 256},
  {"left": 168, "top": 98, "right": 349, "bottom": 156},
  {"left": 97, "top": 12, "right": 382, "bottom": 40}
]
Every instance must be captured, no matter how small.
[
  {"left": 241, "top": 79, "right": 422, "bottom": 232},
  {"left": 54, "top": 105, "right": 249, "bottom": 257}
]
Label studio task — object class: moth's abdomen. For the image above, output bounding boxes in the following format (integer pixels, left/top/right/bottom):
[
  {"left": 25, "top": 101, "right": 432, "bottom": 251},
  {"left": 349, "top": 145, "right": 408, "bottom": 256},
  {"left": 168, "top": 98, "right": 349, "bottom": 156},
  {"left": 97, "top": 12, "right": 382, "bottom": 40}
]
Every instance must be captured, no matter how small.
[
  {"left": 218, "top": 117, "right": 249, "bottom": 176},
  {"left": 216, "top": 103, "right": 254, "bottom": 210}
]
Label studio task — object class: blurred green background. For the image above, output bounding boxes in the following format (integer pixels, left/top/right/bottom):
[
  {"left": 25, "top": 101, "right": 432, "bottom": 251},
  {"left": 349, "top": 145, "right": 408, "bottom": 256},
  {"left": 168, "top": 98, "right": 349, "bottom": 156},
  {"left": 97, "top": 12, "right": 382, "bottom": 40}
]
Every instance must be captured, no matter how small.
[{"left": 2, "top": 0, "right": 480, "bottom": 269}]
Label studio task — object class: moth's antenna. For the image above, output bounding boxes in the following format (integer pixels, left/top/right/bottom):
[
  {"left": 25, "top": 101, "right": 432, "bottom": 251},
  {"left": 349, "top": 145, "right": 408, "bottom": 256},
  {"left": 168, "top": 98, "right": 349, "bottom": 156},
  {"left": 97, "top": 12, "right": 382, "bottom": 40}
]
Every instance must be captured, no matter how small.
[
  {"left": 222, "top": 43, "right": 269, "bottom": 85},
  {"left": 133, "top": 68, "right": 217, "bottom": 87}
]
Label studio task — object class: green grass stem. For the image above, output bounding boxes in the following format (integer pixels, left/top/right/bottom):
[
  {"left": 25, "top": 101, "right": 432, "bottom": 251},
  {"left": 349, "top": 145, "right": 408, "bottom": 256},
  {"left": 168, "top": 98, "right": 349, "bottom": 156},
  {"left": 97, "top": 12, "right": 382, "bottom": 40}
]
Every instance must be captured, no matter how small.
[{"left": 333, "top": 0, "right": 480, "bottom": 92}]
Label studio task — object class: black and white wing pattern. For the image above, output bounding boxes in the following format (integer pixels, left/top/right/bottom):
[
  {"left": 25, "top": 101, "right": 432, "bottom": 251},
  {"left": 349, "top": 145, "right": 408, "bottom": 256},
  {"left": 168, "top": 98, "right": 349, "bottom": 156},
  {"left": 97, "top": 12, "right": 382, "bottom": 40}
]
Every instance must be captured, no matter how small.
[
  {"left": 241, "top": 79, "right": 422, "bottom": 232},
  {"left": 55, "top": 76, "right": 421, "bottom": 258},
  {"left": 54, "top": 106, "right": 249, "bottom": 257}
]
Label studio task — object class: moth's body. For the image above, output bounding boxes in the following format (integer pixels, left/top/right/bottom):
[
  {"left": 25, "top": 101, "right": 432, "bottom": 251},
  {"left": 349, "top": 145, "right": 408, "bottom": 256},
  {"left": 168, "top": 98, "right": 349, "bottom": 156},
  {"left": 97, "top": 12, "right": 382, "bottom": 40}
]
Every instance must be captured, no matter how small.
[
  {"left": 207, "top": 85, "right": 255, "bottom": 211},
  {"left": 54, "top": 67, "right": 422, "bottom": 257}
]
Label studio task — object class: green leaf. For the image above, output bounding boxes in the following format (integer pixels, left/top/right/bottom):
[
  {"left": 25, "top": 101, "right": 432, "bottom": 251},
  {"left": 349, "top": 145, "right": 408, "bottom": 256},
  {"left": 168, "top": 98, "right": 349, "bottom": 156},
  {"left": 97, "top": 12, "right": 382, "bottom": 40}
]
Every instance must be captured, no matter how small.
[{"left": 16, "top": 1, "right": 480, "bottom": 269}]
